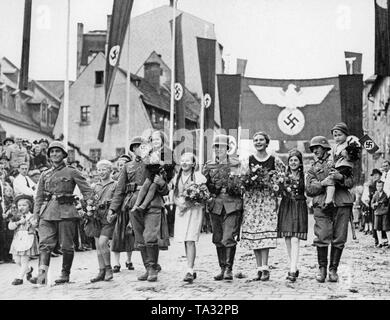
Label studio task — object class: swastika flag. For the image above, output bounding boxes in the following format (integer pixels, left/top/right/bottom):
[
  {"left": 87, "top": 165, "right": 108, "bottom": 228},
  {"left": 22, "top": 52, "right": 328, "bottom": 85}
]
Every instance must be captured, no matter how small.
[{"left": 359, "top": 134, "right": 379, "bottom": 154}]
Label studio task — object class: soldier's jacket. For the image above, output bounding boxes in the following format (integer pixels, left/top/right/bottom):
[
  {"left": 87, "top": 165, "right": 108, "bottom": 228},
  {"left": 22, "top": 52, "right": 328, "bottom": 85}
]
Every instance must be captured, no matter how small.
[
  {"left": 93, "top": 180, "right": 117, "bottom": 221},
  {"left": 34, "top": 161, "right": 93, "bottom": 221},
  {"left": 202, "top": 155, "right": 243, "bottom": 215},
  {"left": 109, "top": 157, "right": 169, "bottom": 213},
  {"left": 305, "top": 152, "right": 354, "bottom": 208}
]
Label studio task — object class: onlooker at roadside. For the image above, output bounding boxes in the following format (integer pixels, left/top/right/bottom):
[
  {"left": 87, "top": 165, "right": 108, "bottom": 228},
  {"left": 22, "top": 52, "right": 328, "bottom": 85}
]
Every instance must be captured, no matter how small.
[
  {"left": 4, "top": 137, "right": 30, "bottom": 170},
  {"left": 12, "top": 163, "right": 36, "bottom": 197},
  {"left": 371, "top": 180, "right": 390, "bottom": 248},
  {"left": 29, "top": 144, "right": 49, "bottom": 171}
]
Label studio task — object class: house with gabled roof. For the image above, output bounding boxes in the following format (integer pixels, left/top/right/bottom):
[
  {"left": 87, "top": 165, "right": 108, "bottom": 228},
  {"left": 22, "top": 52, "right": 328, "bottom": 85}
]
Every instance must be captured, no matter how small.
[
  {"left": 53, "top": 51, "right": 201, "bottom": 167},
  {"left": 0, "top": 57, "right": 61, "bottom": 143}
]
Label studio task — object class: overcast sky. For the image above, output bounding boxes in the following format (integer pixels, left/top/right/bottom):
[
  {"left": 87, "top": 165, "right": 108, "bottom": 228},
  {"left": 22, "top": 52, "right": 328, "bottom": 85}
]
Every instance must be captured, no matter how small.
[{"left": 0, "top": 0, "right": 374, "bottom": 81}]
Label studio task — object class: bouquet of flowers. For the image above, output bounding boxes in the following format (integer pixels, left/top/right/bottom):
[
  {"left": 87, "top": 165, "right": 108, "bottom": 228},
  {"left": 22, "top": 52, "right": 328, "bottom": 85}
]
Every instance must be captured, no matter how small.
[
  {"left": 181, "top": 183, "right": 210, "bottom": 210},
  {"left": 241, "top": 163, "right": 281, "bottom": 192},
  {"left": 278, "top": 172, "right": 300, "bottom": 197},
  {"left": 227, "top": 173, "right": 245, "bottom": 197}
]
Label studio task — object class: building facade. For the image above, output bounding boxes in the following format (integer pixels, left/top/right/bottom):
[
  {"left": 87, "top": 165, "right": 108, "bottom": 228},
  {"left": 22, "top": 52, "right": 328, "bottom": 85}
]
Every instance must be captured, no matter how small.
[
  {"left": 362, "top": 76, "right": 390, "bottom": 180},
  {"left": 0, "top": 57, "right": 60, "bottom": 143},
  {"left": 53, "top": 52, "right": 200, "bottom": 168}
]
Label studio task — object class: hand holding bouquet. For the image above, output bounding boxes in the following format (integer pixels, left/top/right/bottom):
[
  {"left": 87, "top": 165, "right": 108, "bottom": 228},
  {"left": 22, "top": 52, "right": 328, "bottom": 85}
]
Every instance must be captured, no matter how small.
[
  {"left": 278, "top": 172, "right": 300, "bottom": 197},
  {"left": 180, "top": 183, "right": 210, "bottom": 213},
  {"left": 241, "top": 163, "right": 279, "bottom": 193}
]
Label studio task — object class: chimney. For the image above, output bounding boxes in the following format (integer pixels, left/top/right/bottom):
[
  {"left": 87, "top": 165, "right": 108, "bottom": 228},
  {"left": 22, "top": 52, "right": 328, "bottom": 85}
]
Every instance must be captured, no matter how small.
[
  {"left": 144, "top": 61, "right": 161, "bottom": 93},
  {"left": 76, "top": 23, "right": 84, "bottom": 77}
]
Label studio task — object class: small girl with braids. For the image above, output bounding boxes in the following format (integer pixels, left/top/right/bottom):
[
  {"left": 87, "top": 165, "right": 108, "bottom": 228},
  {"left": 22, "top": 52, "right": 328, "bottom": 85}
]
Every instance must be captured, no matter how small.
[{"left": 170, "top": 152, "right": 207, "bottom": 284}]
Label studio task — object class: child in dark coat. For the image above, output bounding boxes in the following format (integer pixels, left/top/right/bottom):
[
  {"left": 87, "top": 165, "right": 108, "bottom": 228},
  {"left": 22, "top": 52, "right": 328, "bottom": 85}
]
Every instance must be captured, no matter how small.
[{"left": 371, "top": 180, "right": 390, "bottom": 247}]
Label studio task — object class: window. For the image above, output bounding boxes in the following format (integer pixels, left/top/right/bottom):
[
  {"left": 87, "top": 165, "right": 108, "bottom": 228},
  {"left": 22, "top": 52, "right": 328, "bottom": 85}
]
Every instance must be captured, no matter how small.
[
  {"left": 95, "top": 71, "right": 104, "bottom": 85},
  {"left": 109, "top": 104, "right": 119, "bottom": 123},
  {"left": 89, "top": 149, "right": 101, "bottom": 162},
  {"left": 8, "top": 93, "right": 15, "bottom": 109},
  {"left": 41, "top": 101, "right": 48, "bottom": 123},
  {"left": 116, "top": 148, "right": 125, "bottom": 157},
  {"left": 67, "top": 149, "right": 75, "bottom": 163},
  {"left": 0, "top": 89, "right": 3, "bottom": 106},
  {"left": 48, "top": 109, "right": 57, "bottom": 126},
  {"left": 80, "top": 105, "right": 90, "bottom": 123}
]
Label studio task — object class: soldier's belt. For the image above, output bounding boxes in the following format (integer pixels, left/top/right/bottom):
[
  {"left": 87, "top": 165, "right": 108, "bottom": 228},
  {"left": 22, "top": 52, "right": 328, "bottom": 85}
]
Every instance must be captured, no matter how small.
[
  {"left": 125, "top": 183, "right": 142, "bottom": 193},
  {"left": 43, "top": 194, "right": 76, "bottom": 204},
  {"left": 98, "top": 201, "right": 111, "bottom": 210},
  {"left": 125, "top": 183, "right": 138, "bottom": 193}
]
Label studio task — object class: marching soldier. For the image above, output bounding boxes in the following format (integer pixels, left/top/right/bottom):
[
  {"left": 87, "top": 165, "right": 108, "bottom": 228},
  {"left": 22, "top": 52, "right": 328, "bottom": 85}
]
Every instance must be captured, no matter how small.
[
  {"left": 202, "top": 134, "right": 243, "bottom": 281},
  {"left": 108, "top": 135, "right": 168, "bottom": 282},
  {"left": 30, "top": 141, "right": 94, "bottom": 285},
  {"left": 306, "top": 136, "right": 354, "bottom": 283}
]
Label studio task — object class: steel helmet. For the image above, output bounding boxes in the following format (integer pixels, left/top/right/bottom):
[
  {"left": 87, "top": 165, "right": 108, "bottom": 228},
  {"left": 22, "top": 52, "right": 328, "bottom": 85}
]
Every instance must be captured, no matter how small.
[
  {"left": 129, "top": 136, "right": 144, "bottom": 152},
  {"left": 212, "top": 134, "right": 230, "bottom": 148},
  {"left": 47, "top": 141, "right": 68, "bottom": 158},
  {"left": 309, "top": 136, "right": 331, "bottom": 152}
]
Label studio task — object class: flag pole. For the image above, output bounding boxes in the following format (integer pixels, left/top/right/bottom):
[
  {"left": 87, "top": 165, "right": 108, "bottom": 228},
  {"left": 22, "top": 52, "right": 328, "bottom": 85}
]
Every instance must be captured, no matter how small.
[
  {"left": 199, "top": 98, "right": 205, "bottom": 169},
  {"left": 63, "top": 0, "right": 70, "bottom": 149},
  {"left": 125, "top": 22, "right": 131, "bottom": 152},
  {"left": 169, "top": 0, "right": 177, "bottom": 150}
]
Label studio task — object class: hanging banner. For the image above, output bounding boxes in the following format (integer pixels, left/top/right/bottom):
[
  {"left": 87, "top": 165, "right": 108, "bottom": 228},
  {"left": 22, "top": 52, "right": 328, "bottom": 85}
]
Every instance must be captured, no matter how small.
[{"left": 98, "top": 0, "right": 134, "bottom": 142}]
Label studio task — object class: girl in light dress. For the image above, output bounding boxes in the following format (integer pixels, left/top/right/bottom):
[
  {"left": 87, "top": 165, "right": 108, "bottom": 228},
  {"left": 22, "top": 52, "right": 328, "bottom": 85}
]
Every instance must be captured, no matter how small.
[
  {"left": 171, "top": 152, "right": 207, "bottom": 283},
  {"left": 8, "top": 194, "right": 39, "bottom": 285}
]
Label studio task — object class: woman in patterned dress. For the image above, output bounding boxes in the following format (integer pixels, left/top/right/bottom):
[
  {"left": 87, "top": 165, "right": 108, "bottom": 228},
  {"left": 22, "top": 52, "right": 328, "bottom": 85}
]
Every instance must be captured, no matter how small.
[{"left": 240, "top": 131, "right": 285, "bottom": 281}]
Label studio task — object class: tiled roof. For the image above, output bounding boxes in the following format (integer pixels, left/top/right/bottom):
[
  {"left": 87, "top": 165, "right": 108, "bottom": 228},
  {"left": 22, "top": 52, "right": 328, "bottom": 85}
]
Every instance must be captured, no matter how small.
[
  {"left": 0, "top": 106, "right": 51, "bottom": 136},
  {"left": 37, "top": 80, "right": 69, "bottom": 98},
  {"left": 117, "top": 67, "right": 199, "bottom": 123}
]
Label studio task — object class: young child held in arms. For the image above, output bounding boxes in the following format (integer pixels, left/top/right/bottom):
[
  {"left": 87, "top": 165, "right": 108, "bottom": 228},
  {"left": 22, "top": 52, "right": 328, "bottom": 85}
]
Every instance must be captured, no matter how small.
[
  {"left": 131, "top": 132, "right": 174, "bottom": 214},
  {"left": 323, "top": 122, "right": 361, "bottom": 211}
]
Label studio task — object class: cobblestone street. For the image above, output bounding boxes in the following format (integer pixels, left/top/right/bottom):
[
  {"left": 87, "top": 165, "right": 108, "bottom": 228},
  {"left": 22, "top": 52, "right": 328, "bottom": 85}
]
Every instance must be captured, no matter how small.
[{"left": 0, "top": 214, "right": 389, "bottom": 300}]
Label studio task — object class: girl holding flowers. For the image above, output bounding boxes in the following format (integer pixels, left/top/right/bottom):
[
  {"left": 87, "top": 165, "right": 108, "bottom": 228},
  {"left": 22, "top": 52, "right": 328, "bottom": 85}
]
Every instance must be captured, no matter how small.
[
  {"left": 240, "top": 131, "right": 285, "bottom": 281},
  {"left": 171, "top": 152, "right": 209, "bottom": 283},
  {"left": 8, "top": 195, "right": 38, "bottom": 285},
  {"left": 277, "top": 149, "right": 308, "bottom": 282}
]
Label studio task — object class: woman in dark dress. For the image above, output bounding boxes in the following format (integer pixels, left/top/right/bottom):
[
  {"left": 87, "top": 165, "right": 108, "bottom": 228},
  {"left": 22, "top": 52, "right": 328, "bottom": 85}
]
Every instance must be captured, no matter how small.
[
  {"left": 110, "top": 154, "right": 135, "bottom": 272},
  {"left": 277, "top": 149, "right": 308, "bottom": 282},
  {"left": 1, "top": 183, "right": 15, "bottom": 262}
]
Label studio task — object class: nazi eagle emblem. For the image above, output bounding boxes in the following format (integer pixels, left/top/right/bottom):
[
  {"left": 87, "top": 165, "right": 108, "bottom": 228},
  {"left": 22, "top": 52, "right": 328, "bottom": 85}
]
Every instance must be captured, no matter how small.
[{"left": 249, "top": 83, "right": 334, "bottom": 136}]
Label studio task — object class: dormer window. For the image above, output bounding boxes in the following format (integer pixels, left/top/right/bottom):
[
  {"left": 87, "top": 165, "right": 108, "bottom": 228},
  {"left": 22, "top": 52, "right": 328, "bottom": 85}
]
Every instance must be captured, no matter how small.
[{"left": 95, "top": 71, "right": 104, "bottom": 85}]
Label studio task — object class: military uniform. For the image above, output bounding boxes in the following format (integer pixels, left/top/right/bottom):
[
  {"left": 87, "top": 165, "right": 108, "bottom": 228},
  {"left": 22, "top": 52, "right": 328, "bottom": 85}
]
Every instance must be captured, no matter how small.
[
  {"left": 86, "top": 180, "right": 117, "bottom": 239},
  {"left": 202, "top": 154, "right": 243, "bottom": 280},
  {"left": 109, "top": 156, "right": 169, "bottom": 282},
  {"left": 306, "top": 136, "right": 354, "bottom": 282},
  {"left": 32, "top": 157, "right": 93, "bottom": 284}
]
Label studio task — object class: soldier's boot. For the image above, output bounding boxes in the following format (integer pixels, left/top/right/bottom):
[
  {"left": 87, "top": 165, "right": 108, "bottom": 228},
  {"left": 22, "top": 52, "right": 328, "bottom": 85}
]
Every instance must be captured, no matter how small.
[
  {"left": 137, "top": 247, "right": 149, "bottom": 281},
  {"left": 90, "top": 269, "right": 106, "bottom": 283},
  {"left": 328, "top": 246, "right": 343, "bottom": 282},
  {"left": 224, "top": 246, "right": 236, "bottom": 280},
  {"left": 29, "top": 251, "right": 51, "bottom": 285},
  {"left": 104, "top": 265, "right": 114, "bottom": 281},
  {"left": 315, "top": 246, "right": 328, "bottom": 283},
  {"left": 147, "top": 246, "right": 159, "bottom": 282},
  {"left": 214, "top": 246, "right": 226, "bottom": 281},
  {"left": 55, "top": 252, "right": 74, "bottom": 284}
]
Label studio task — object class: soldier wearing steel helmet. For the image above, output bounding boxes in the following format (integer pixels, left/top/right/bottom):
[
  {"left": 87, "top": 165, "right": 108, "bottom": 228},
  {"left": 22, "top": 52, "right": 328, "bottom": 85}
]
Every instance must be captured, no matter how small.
[
  {"left": 306, "top": 135, "right": 354, "bottom": 283},
  {"left": 202, "top": 134, "right": 242, "bottom": 281},
  {"left": 29, "top": 141, "right": 94, "bottom": 285}
]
